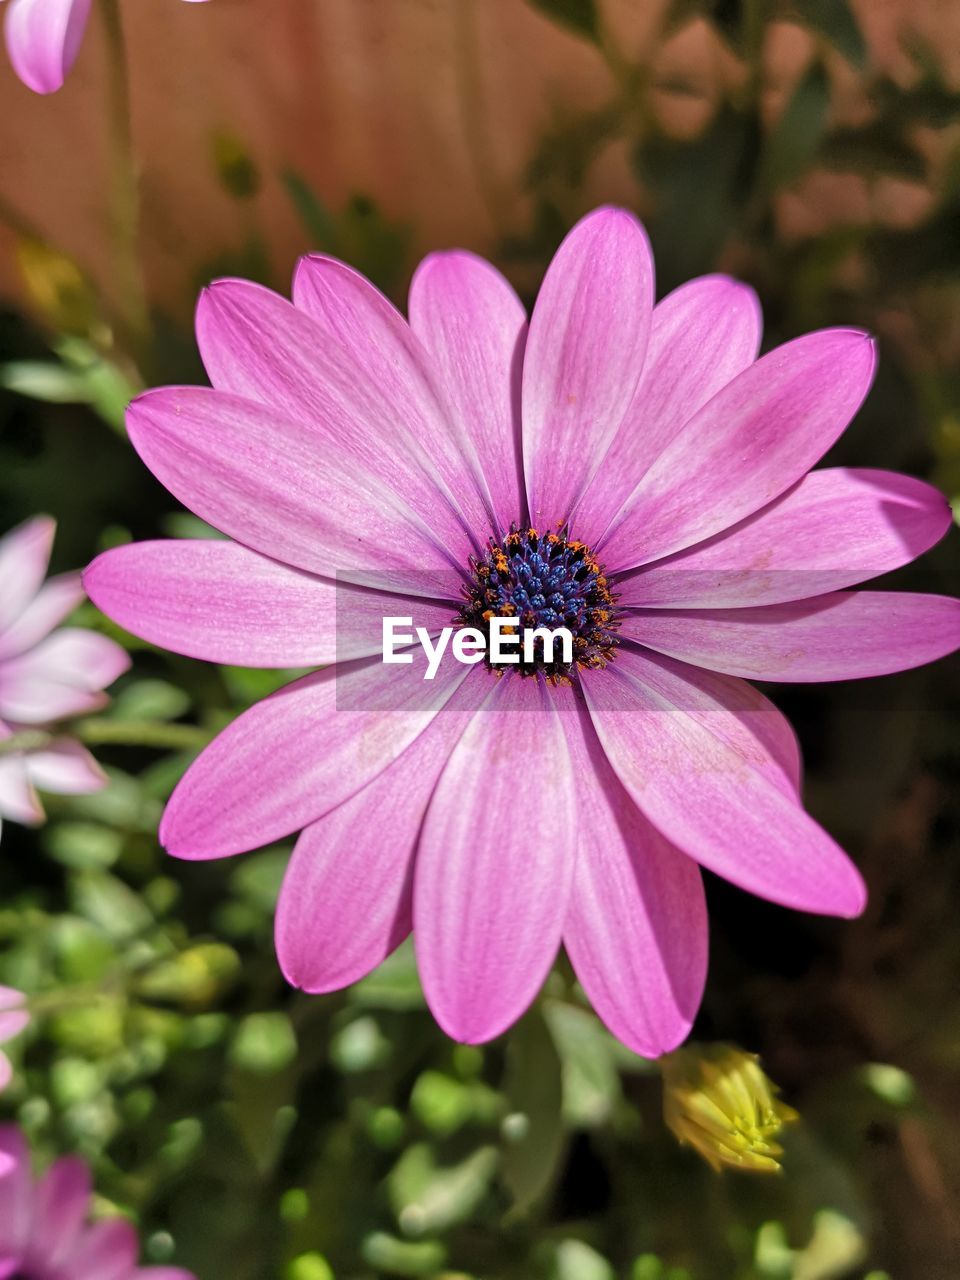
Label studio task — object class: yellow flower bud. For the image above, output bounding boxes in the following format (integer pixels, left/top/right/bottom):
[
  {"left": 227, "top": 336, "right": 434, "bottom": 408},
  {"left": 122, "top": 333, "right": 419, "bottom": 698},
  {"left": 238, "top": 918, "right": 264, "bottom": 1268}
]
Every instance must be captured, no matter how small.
[{"left": 661, "top": 1043, "right": 798, "bottom": 1174}]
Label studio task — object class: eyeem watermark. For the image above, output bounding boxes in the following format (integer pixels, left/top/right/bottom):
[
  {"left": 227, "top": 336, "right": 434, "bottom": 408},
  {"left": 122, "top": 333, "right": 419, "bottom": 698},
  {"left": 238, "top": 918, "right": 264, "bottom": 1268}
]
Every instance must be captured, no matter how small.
[{"left": 383, "top": 616, "right": 573, "bottom": 680}]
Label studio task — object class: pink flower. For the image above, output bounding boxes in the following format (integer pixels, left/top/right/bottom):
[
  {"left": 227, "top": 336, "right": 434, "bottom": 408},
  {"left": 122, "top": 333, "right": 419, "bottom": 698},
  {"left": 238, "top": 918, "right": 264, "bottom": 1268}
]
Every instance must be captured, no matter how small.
[
  {"left": 0, "top": 1125, "right": 195, "bottom": 1277},
  {"left": 3, "top": 0, "right": 208, "bottom": 94},
  {"left": 0, "top": 516, "right": 129, "bottom": 838},
  {"left": 84, "top": 207, "right": 960, "bottom": 1054},
  {"left": 0, "top": 988, "right": 29, "bottom": 1094}
]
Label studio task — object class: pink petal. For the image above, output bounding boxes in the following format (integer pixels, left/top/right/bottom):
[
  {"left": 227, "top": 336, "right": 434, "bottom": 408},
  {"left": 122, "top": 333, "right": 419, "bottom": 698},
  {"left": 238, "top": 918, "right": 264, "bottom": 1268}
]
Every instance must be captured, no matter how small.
[
  {"left": 559, "top": 690, "right": 707, "bottom": 1057},
  {"left": 25, "top": 739, "right": 106, "bottom": 795},
  {"left": 126, "top": 387, "right": 467, "bottom": 598},
  {"left": 292, "top": 255, "right": 495, "bottom": 537},
  {"left": 0, "top": 629, "right": 129, "bottom": 724},
  {"left": 573, "top": 275, "right": 761, "bottom": 546},
  {"left": 135, "top": 1272, "right": 197, "bottom": 1280},
  {"left": 84, "top": 540, "right": 456, "bottom": 668},
  {"left": 276, "top": 669, "right": 487, "bottom": 993},
  {"left": 0, "top": 1126, "right": 32, "bottom": 1259},
  {"left": 0, "top": 988, "right": 29, "bottom": 1045},
  {"left": 622, "top": 591, "right": 960, "bottom": 681},
  {"left": 0, "top": 754, "right": 44, "bottom": 825},
  {"left": 22, "top": 1157, "right": 90, "bottom": 1271},
  {"left": 4, "top": 0, "right": 91, "bottom": 94},
  {"left": 619, "top": 468, "right": 953, "bottom": 609},
  {"left": 582, "top": 648, "right": 865, "bottom": 916},
  {"left": 600, "top": 329, "right": 878, "bottom": 572},
  {"left": 408, "top": 250, "right": 527, "bottom": 532},
  {"left": 522, "top": 207, "right": 654, "bottom": 530},
  {"left": 0, "top": 573, "right": 84, "bottom": 661},
  {"left": 197, "top": 276, "right": 485, "bottom": 567},
  {"left": 0, "top": 516, "right": 54, "bottom": 633},
  {"left": 415, "top": 674, "right": 577, "bottom": 1044},
  {"left": 161, "top": 653, "right": 472, "bottom": 860},
  {"left": 69, "top": 1218, "right": 138, "bottom": 1280}
]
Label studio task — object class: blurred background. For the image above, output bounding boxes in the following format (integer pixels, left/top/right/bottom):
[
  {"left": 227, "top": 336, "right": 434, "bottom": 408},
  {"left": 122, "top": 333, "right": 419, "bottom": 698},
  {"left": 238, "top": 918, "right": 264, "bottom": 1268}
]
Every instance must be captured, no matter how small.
[{"left": 2, "top": 1, "right": 960, "bottom": 1277}]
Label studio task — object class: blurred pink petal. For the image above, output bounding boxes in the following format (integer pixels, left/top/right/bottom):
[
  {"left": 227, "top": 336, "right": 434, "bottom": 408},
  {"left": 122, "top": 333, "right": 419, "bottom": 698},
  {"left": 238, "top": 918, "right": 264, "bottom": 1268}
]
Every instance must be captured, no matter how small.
[
  {"left": 0, "top": 571, "right": 84, "bottom": 660},
  {"left": 3, "top": 0, "right": 91, "bottom": 94},
  {"left": 0, "top": 1125, "right": 196, "bottom": 1276},
  {"left": 0, "top": 516, "right": 54, "bottom": 633},
  {"left": 0, "top": 628, "right": 130, "bottom": 723},
  {"left": 24, "top": 737, "right": 106, "bottom": 794}
]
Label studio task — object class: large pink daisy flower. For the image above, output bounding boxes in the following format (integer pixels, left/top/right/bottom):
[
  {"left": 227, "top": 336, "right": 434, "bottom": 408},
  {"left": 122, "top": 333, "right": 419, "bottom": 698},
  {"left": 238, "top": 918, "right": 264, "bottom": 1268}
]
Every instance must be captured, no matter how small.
[
  {"left": 84, "top": 207, "right": 960, "bottom": 1055},
  {"left": 0, "top": 1125, "right": 194, "bottom": 1278},
  {"left": 0, "top": 516, "right": 129, "bottom": 839},
  {"left": 3, "top": 0, "right": 207, "bottom": 94}
]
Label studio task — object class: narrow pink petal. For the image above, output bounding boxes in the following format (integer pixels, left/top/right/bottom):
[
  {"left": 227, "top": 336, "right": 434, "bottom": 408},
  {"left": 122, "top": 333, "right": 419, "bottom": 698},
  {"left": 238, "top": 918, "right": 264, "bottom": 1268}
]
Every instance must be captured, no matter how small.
[
  {"left": 559, "top": 690, "right": 707, "bottom": 1057},
  {"left": 620, "top": 468, "right": 953, "bottom": 609},
  {"left": 415, "top": 674, "right": 577, "bottom": 1044},
  {"left": 135, "top": 1271, "right": 197, "bottom": 1280},
  {"left": 0, "top": 989, "right": 29, "bottom": 1045},
  {"left": 573, "top": 275, "right": 761, "bottom": 546},
  {"left": 25, "top": 739, "right": 106, "bottom": 795},
  {"left": 600, "top": 330, "right": 878, "bottom": 571},
  {"left": 0, "top": 756, "right": 44, "bottom": 825},
  {"left": 582, "top": 648, "right": 865, "bottom": 916},
  {"left": 408, "top": 250, "right": 527, "bottom": 531},
  {"left": 197, "top": 276, "right": 486, "bottom": 562},
  {"left": 69, "top": 1218, "right": 138, "bottom": 1280},
  {"left": 0, "top": 516, "right": 55, "bottom": 633},
  {"left": 126, "top": 387, "right": 467, "bottom": 598},
  {"left": 0, "top": 1127, "right": 32, "bottom": 1258},
  {"left": 0, "top": 629, "right": 129, "bottom": 724},
  {"left": 4, "top": 0, "right": 91, "bottom": 94},
  {"left": 276, "top": 670, "right": 486, "bottom": 993},
  {"left": 22, "top": 1157, "right": 90, "bottom": 1271},
  {"left": 0, "top": 573, "right": 84, "bottom": 660},
  {"left": 522, "top": 208, "right": 654, "bottom": 530},
  {"left": 292, "top": 255, "right": 495, "bottom": 537},
  {"left": 161, "top": 653, "right": 472, "bottom": 860},
  {"left": 84, "top": 540, "right": 456, "bottom": 668},
  {"left": 621, "top": 591, "right": 960, "bottom": 681}
]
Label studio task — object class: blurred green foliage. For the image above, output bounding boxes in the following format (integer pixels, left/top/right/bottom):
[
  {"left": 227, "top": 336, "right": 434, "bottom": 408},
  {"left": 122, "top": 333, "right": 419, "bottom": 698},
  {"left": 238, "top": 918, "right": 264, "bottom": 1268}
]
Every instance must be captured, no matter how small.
[{"left": 2, "top": 0, "right": 960, "bottom": 1277}]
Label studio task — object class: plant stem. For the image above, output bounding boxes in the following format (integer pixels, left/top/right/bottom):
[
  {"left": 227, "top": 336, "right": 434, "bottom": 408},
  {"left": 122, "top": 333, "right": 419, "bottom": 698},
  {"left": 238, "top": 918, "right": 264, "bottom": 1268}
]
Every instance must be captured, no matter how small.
[
  {"left": 99, "top": 0, "right": 150, "bottom": 369},
  {"left": 74, "top": 719, "right": 212, "bottom": 751}
]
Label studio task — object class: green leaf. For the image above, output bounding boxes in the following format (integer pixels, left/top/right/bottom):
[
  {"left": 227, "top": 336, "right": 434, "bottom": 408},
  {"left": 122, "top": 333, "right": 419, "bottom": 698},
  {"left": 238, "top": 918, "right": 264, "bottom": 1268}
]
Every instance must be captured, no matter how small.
[
  {"left": 552, "top": 1240, "right": 615, "bottom": 1280},
  {"left": 500, "top": 1009, "right": 567, "bottom": 1213},
  {"left": 388, "top": 1142, "right": 499, "bottom": 1235},
  {"left": 525, "top": 0, "right": 600, "bottom": 43},
  {"left": 230, "top": 1011, "right": 298, "bottom": 1074},
  {"left": 110, "top": 679, "right": 192, "bottom": 722},
  {"left": 819, "top": 124, "right": 925, "bottom": 181},
  {"left": 757, "top": 61, "right": 830, "bottom": 193},
  {"left": 543, "top": 1001, "right": 623, "bottom": 1127},
  {"left": 0, "top": 362, "right": 91, "bottom": 403},
  {"left": 787, "top": 0, "right": 866, "bottom": 68}
]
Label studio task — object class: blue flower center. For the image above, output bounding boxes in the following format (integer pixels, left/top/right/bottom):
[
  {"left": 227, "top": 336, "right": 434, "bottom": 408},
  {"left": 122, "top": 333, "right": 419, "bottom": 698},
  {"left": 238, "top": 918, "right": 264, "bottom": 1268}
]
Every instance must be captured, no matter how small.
[{"left": 460, "top": 524, "right": 621, "bottom": 679}]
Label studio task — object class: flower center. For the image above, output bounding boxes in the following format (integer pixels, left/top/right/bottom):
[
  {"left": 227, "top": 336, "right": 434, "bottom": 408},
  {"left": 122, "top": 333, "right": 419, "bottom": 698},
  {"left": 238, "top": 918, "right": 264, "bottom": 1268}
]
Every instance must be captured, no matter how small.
[{"left": 459, "top": 524, "right": 620, "bottom": 679}]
